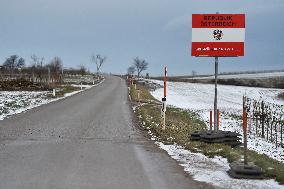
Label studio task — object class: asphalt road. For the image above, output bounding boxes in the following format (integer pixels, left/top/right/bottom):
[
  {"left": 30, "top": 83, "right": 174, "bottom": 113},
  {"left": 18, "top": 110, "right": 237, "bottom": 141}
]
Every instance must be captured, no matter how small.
[{"left": 0, "top": 76, "right": 213, "bottom": 189}]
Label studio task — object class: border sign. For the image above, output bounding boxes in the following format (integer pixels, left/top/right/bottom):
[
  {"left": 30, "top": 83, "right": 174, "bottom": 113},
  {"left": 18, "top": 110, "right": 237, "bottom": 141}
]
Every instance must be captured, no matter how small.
[{"left": 192, "top": 14, "right": 245, "bottom": 57}]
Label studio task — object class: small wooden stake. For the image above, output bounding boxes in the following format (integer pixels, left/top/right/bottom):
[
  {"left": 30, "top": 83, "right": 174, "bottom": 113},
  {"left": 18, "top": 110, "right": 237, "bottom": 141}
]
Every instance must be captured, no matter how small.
[{"left": 210, "top": 111, "right": 213, "bottom": 130}]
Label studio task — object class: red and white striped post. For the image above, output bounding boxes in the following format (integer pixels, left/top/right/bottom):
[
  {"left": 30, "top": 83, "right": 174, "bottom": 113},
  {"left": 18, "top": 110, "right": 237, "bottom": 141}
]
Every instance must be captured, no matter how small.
[{"left": 161, "top": 66, "right": 167, "bottom": 130}]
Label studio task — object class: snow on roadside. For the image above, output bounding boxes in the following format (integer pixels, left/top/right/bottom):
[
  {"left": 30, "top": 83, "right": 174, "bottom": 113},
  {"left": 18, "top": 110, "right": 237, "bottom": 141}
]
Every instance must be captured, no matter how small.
[
  {"left": 0, "top": 91, "right": 50, "bottom": 120},
  {"left": 150, "top": 80, "right": 284, "bottom": 163},
  {"left": 157, "top": 142, "right": 284, "bottom": 189},
  {"left": 147, "top": 80, "right": 284, "bottom": 188},
  {"left": 0, "top": 79, "right": 104, "bottom": 121}
]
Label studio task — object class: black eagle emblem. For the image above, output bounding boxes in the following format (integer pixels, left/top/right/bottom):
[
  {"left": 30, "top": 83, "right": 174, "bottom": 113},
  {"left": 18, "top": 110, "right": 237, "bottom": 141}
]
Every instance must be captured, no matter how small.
[{"left": 213, "top": 29, "right": 223, "bottom": 40}]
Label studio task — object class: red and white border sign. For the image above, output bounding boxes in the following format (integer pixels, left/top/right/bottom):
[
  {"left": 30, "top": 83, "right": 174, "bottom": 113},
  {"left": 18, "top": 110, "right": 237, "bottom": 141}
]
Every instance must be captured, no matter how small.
[{"left": 191, "top": 14, "right": 245, "bottom": 57}]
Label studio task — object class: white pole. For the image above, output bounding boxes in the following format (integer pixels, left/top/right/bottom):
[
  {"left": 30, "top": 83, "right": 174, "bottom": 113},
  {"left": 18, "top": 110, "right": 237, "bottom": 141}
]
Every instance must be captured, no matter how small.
[
  {"left": 53, "top": 89, "right": 56, "bottom": 97},
  {"left": 161, "top": 66, "right": 167, "bottom": 130},
  {"left": 161, "top": 100, "right": 166, "bottom": 130}
]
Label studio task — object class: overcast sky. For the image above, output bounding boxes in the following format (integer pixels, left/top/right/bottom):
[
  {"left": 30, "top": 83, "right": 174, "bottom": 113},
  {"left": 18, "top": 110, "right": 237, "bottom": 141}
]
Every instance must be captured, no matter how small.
[{"left": 0, "top": 0, "right": 283, "bottom": 76}]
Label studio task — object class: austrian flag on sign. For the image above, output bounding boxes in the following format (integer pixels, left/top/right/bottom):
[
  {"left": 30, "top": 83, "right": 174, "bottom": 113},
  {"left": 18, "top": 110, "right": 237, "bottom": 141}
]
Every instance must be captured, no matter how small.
[{"left": 191, "top": 14, "right": 245, "bottom": 57}]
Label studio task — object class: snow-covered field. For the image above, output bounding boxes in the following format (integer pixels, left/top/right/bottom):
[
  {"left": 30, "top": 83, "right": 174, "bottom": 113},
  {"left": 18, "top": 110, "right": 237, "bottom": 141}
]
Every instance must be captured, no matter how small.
[
  {"left": 150, "top": 80, "right": 284, "bottom": 162},
  {"left": 0, "top": 80, "right": 104, "bottom": 121},
  {"left": 192, "top": 71, "right": 284, "bottom": 80},
  {"left": 149, "top": 80, "right": 284, "bottom": 189}
]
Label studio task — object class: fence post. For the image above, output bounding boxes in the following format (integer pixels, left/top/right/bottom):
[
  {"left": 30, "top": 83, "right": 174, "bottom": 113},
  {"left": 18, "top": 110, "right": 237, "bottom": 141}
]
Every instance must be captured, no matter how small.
[
  {"left": 261, "top": 101, "right": 265, "bottom": 138},
  {"left": 275, "top": 121, "right": 278, "bottom": 148},
  {"left": 243, "top": 96, "right": 248, "bottom": 165},
  {"left": 210, "top": 111, "right": 212, "bottom": 131},
  {"left": 53, "top": 89, "right": 56, "bottom": 97},
  {"left": 271, "top": 118, "right": 274, "bottom": 142},
  {"left": 281, "top": 122, "right": 283, "bottom": 147}
]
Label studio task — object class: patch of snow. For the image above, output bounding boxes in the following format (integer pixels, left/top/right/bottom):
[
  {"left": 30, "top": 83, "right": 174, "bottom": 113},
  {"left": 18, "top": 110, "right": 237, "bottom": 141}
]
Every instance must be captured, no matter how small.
[
  {"left": 157, "top": 142, "right": 284, "bottom": 189},
  {"left": 0, "top": 91, "right": 50, "bottom": 120}
]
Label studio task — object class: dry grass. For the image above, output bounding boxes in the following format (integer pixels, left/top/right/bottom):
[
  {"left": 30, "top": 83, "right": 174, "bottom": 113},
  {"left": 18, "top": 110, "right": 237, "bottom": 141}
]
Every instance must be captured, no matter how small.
[{"left": 130, "top": 83, "right": 284, "bottom": 185}]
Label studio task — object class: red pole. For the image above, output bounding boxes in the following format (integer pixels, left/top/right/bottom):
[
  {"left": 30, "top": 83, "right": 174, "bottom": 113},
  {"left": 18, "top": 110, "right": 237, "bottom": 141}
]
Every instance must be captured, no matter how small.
[
  {"left": 210, "top": 111, "right": 212, "bottom": 130},
  {"left": 164, "top": 66, "right": 167, "bottom": 98},
  {"left": 217, "top": 110, "right": 220, "bottom": 130},
  {"left": 161, "top": 66, "right": 167, "bottom": 130}
]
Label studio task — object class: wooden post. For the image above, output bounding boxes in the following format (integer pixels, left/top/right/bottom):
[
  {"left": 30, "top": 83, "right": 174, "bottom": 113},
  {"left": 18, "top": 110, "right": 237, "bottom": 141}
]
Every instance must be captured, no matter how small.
[
  {"left": 281, "top": 122, "right": 283, "bottom": 147},
  {"left": 261, "top": 101, "right": 265, "bottom": 138},
  {"left": 275, "top": 121, "right": 278, "bottom": 148},
  {"left": 210, "top": 111, "right": 213, "bottom": 131},
  {"left": 243, "top": 96, "right": 248, "bottom": 165}
]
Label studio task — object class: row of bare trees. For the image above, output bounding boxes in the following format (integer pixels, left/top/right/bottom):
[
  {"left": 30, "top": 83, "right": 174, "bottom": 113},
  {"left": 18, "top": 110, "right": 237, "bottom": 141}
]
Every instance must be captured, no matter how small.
[
  {"left": 127, "top": 57, "right": 149, "bottom": 78},
  {"left": 0, "top": 54, "right": 90, "bottom": 83}
]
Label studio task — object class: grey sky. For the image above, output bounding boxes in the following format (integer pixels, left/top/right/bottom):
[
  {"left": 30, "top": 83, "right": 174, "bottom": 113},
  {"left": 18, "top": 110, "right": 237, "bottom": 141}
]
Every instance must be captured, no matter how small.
[{"left": 0, "top": 0, "right": 283, "bottom": 76}]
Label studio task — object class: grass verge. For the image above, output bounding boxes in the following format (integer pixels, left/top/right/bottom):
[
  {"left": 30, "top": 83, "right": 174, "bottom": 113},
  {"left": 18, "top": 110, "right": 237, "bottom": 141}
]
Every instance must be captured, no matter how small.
[
  {"left": 46, "top": 85, "right": 83, "bottom": 98},
  {"left": 130, "top": 83, "right": 284, "bottom": 185}
]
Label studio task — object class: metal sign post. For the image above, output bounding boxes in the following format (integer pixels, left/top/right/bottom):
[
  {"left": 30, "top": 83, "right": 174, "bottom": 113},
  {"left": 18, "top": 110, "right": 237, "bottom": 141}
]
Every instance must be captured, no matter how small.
[
  {"left": 243, "top": 96, "right": 248, "bottom": 165},
  {"left": 214, "top": 56, "right": 218, "bottom": 131},
  {"left": 161, "top": 66, "right": 167, "bottom": 130}
]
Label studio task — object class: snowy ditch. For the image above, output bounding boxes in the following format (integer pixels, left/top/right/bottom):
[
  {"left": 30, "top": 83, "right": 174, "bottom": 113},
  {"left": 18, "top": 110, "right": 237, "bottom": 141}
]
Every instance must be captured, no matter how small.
[{"left": 148, "top": 80, "right": 284, "bottom": 188}]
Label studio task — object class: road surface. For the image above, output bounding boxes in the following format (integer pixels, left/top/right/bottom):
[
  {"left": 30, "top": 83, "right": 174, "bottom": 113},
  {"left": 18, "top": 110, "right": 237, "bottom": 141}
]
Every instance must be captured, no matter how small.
[{"left": 0, "top": 76, "right": 213, "bottom": 189}]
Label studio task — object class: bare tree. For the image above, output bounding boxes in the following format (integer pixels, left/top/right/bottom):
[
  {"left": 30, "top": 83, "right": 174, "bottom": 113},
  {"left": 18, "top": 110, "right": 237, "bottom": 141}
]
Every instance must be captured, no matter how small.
[
  {"left": 79, "top": 65, "right": 87, "bottom": 76},
  {"left": 3, "top": 55, "right": 25, "bottom": 77},
  {"left": 91, "top": 54, "right": 106, "bottom": 76},
  {"left": 127, "top": 66, "right": 135, "bottom": 75},
  {"left": 47, "top": 56, "right": 63, "bottom": 83},
  {"left": 133, "top": 57, "right": 148, "bottom": 79},
  {"left": 30, "top": 54, "right": 45, "bottom": 82}
]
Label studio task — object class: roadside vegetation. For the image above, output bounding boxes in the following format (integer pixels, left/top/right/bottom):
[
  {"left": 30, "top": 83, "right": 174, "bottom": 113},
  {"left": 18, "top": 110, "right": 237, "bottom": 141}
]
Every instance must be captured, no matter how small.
[
  {"left": 129, "top": 83, "right": 284, "bottom": 185},
  {"left": 278, "top": 92, "right": 284, "bottom": 100}
]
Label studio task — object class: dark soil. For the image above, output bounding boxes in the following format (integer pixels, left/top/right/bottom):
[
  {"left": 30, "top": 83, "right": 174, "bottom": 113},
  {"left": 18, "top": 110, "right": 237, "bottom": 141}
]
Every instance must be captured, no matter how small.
[{"left": 0, "top": 79, "right": 51, "bottom": 91}]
